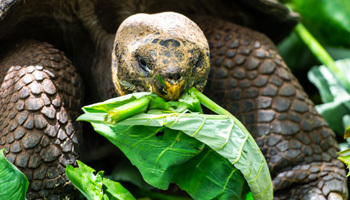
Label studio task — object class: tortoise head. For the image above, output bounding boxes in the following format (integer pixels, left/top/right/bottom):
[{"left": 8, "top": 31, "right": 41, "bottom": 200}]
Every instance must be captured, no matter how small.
[{"left": 112, "top": 12, "right": 210, "bottom": 101}]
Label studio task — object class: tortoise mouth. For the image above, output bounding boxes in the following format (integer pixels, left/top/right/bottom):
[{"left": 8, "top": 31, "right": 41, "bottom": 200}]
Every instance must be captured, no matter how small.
[{"left": 153, "top": 78, "right": 186, "bottom": 101}]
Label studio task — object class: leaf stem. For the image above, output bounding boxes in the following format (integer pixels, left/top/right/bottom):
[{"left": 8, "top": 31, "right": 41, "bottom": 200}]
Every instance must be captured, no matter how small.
[
  {"left": 105, "top": 96, "right": 151, "bottom": 124},
  {"left": 295, "top": 23, "right": 350, "bottom": 92},
  {"left": 189, "top": 87, "right": 253, "bottom": 141},
  {"left": 157, "top": 74, "right": 167, "bottom": 89},
  {"left": 188, "top": 87, "right": 230, "bottom": 116}
]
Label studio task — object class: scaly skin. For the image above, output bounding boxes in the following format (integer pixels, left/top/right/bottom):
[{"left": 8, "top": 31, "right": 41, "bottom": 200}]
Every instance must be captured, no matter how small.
[
  {"left": 192, "top": 15, "right": 347, "bottom": 199},
  {"left": 0, "top": 8, "right": 347, "bottom": 199},
  {"left": 0, "top": 40, "right": 82, "bottom": 199}
]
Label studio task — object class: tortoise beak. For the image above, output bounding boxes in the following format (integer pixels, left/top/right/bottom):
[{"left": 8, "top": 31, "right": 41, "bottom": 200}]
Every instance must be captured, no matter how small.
[
  {"left": 163, "top": 79, "right": 185, "bottom": 100},
  {"left": 153, "top": 76, "right": 186, "bottom": 101}
]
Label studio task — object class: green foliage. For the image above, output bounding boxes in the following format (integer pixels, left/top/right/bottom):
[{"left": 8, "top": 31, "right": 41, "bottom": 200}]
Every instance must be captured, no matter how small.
[
  {"left": 292, "top": 0, "right": 350, "bottom": 47},
  {"left": 109, "top": 160, "right": 154, "bottom": 190},
  {"left": 0, "top": 149, "right": 28, "bottom": 200},
  {"left": 277, "top": 31, "right": 316, "bottom": 72},
  {"left": 345, "top": 125, "right": 350, "bottom": 139},
  {"left": 278, "top": 1, "right": 350, "bottom": 72},
  {"left": 277, "top": 29, "right": 350, "bottom": 72},
  {"left": 338, "top": 147, "right": 350, "bottom": 177},
  {"left": 308, "top": 59, "right": 350, "bottom": 135},
  {"left": 281, "top": 0, "right": 350, "bottom": 183},
  {"left": 278, "top": 1, "right": 350, "bottom": 138},
  {"left": 66, "top": 160, "right": 136, "bottom": 200},
  {"left": 294, "top": 24, "right": 350, "bottom": 91},
  {"left": 78, "top": 88, "right": 272, "bottom": 200}
]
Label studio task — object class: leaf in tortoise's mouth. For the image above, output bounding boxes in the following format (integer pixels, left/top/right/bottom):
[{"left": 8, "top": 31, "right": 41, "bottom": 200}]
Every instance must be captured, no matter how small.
[{"left": 77, "top": 88, "right": 273, "bottom": 200}]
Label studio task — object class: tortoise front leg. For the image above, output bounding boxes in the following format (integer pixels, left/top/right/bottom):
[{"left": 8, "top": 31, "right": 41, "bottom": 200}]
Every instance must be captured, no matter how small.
[
  {"left": 192, "top": 16, "right": 347, "bottom": 199},
  {"left": 0, "top": 40, "right": 83, "bottom": 199}
]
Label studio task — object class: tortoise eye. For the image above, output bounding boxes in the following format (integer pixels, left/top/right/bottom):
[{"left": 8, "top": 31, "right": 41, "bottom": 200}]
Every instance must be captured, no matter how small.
[
  {"left": 192, "top": 55, "right": 203, "bottom": 75},
  {"left": 137, "top": 56, "right": 152, "bottom": 73},
  {"left": 193, "top": 59, "right": 200, "bottom": 68},
  {"left": 193, "top": 55, "right": 202, "bottom": 69}
]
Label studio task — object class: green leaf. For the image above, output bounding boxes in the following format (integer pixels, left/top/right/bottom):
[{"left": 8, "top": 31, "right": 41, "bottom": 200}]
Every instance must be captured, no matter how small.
[
  {"left": 157, "top": 74, "right": 167, "bottom": 90},
  {"left": 327, "top": 47, "right": 350, "bottom": 61},
  {"left": 315, "top": 101, "right": 350, "bottom": 135},
  {"left": 66, "top": 160, "right": 136, "bottom": 200},
  {"left": 66, "top": 160, "right": 104, "bottom": 200},
  {"left": 308, "top": 59, "right": 350, "bottom": 134},
  {"left": 245, "top": 192, "right": 254, "bottom": 200},
  {"left": 172, "top": 147, "right": 250, "bottom": 200},
  {"left": 82, "top": 92, "right": 151, "bottom": 113},
  {"left": 178, "top": 92, "right": 203, "bottom": 113},
  {"left": 110, "top": 160, "right": 154, "bottom": 190},
  {"left": 79, "top": 90, "right": 272, "bottom": 200},
  {"left": 118, "top": 112, "right": 272, "bottom": 200},
  {"left": 0, "top": 149, "right": 28, "bottom": 200},
  {"left": 90, "top": 122, "right": 249, "bottom": 199},
  {"left": 103, "top": 178, "right": 136, "bottom": 200}
]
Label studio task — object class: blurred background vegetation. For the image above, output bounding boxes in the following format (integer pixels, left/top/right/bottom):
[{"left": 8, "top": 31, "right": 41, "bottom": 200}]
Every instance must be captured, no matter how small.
[{"left": 278, "top": 0, "right": 350, "bottom": 149}]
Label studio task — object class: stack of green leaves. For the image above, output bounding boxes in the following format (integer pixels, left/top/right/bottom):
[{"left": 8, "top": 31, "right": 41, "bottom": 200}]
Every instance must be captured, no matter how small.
[{"left": 78, "top": 87, "right": 273, "bottom": 200}]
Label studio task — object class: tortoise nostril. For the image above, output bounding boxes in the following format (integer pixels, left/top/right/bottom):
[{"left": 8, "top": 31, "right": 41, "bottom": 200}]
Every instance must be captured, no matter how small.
[
  {"left": 169, "top": 75, "right": 177, "bottom": 80},
  {"left": 168, "top": 74, "right": 181, "bottom": 82},
  {"left": 165, "top": 65, "right": 182, "bottom": 82}
]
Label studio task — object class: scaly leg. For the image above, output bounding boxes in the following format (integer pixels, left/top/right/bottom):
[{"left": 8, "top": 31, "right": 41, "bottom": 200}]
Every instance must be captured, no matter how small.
[
  {"left": 193, "top": 16, "right": 347, "bottom": 199},
  {"left": 0, "top": 40, "right": 83, "bottom": 199}
]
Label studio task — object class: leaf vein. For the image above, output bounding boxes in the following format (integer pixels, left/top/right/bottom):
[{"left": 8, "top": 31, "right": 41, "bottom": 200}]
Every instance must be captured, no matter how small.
[
  {"left": 248, "top": 160, "right": 265, "bottom": 184},
  {"left": 131, "top": 127, "right": 163, "bottom": 148},
  {"left": 220, "top": 167, "right": 238, "bottom": 195},
  {"left": 152, "top": 132, "right": 182, "bottom": 172},
  {"left": 215, "top": 117, "right": 234, "bottom": 151},
  {"left": 191, "top": 118, "right": 206, "bottom": 137},
  {"left": 231, "top": 134, "right": 249, "bottom": 165}
]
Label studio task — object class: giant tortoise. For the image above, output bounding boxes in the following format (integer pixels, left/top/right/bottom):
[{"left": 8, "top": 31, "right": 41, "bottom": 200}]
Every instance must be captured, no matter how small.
[{"left": 0, "top": 0, "right": 347, "bottom": 199}]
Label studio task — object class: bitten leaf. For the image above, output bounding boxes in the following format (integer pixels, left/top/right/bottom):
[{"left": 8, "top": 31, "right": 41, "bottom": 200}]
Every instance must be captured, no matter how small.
[{"left": 79, "top": 89, "right": 272, "bottom": 200}]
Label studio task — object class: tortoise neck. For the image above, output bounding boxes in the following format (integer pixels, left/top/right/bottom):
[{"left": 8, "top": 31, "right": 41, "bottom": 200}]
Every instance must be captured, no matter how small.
[
  {"left": 72, "top": 0, "right": 117, "bottom": 101},
  {"left": 73, "top": 0, "right": 114, "bottom": 52}
]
